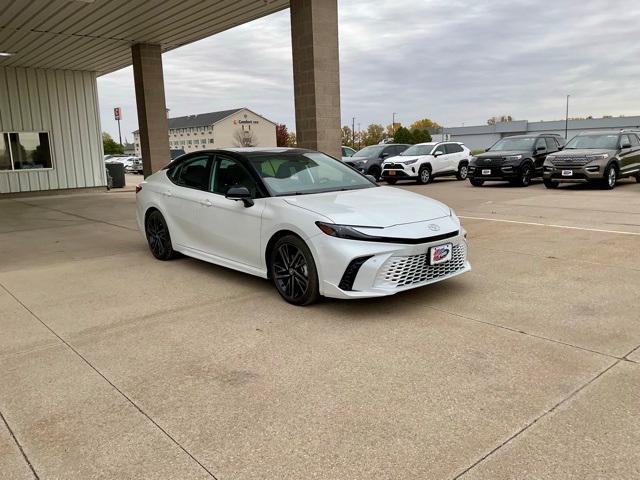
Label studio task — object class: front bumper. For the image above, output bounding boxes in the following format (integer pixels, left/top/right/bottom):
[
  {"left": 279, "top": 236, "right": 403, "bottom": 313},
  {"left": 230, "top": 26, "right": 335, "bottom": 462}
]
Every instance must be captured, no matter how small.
[
  {"left": 543, "top": 164, "right": 603, "bottom": 182},
  {"left": 381, "top": 163, "right": 418, "bottom": 180},
  {"left": 468, "top": 164, "right": 521, "bottom": 180},
  {"left": 312, "top": 228, "right": 470, "bottom": 299}
]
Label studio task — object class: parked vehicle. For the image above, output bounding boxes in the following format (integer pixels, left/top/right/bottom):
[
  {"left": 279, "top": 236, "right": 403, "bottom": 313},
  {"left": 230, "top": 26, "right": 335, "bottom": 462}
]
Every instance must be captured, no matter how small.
[
  {"left": 543, "top": 130, "right": 640, "bottom": 189},
  {"left": 343, "top": 144, "right": 410, "bottom": 180},
  {"left": 381, "top": 142, "right": 470, "bottom": 185},
  {"left": 105, "top": 155, "right": 143, "bottom": 174},
  {"left": 341, "top": 146, "right": 356, "bottom": 160},
  {"left": 136, "top": 148, "right": 470, "bottom": 305},
  {"left": 468, "top": 134, "right": 564, "bottom": 187}
]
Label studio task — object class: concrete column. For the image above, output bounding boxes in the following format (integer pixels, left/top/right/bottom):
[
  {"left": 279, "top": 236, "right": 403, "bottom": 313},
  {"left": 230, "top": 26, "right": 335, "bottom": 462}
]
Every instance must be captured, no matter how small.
[
  {"left": 131, "top": 44, "right": 170, "bottom": 177},
  {"left": 290, "top": 0, "right": 341, "bottom": 159}
]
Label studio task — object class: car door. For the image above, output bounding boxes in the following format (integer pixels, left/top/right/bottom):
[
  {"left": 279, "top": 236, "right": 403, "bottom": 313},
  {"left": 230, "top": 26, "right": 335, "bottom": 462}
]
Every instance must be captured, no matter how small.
[
  {"left": 618, "top": 134, "right": 637, "bottom": 175},
  {"left": 165, "top": 154, "right": 214, "bottom": 252},
  {"left": 543, "top": 137, "right": 559, "bottom": 172},
  {"left": 196, "top": 154, "right": 265, "bottom": 268},
  {"left": 444, "top": 143, "right": 464, "bottom": 172},
  {"left": 625, "top": 134, "right": 640, "bottom": 175},
  {"left": 533, "top": 137, "right": 548, "bottom": 170}
]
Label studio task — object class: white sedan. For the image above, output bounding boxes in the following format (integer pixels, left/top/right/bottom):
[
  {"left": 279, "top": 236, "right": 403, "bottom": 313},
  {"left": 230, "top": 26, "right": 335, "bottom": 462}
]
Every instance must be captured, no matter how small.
[{"left": 136, "top": 148, "right": 470, "bottom": 305}]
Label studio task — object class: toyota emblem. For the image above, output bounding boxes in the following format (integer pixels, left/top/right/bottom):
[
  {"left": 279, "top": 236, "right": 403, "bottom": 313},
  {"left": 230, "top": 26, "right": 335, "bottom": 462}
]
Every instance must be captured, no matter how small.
[{"left": 428, "top": 224, "right": 440, "bottom": 232}]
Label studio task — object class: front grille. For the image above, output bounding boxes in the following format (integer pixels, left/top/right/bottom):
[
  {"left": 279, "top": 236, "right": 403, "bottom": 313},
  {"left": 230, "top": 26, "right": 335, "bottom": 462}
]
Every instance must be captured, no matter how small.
[
  {"left": 385, "top": 163, "right": 404, "bottom": 169},
  {"left": 550, "top": 156, "right": 590, "bottom": 166},
  {"left": 375, "top": 243, "right": 467, "bottom": 289},
  {"left": 477, "top": 157, "right": 503, "bottom": 165}
]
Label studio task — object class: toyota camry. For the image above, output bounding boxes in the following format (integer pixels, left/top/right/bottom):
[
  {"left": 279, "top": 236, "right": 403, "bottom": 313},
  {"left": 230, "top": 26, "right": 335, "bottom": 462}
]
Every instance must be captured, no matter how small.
[{"left": 136, "top": 148, "right": 470, "bottom": 305}]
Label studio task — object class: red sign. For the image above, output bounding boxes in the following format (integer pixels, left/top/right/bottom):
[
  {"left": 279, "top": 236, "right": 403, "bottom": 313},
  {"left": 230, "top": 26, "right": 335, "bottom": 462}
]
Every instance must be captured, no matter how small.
[{"left": 114, "top": 107, "right": 122, "bottom": 120}]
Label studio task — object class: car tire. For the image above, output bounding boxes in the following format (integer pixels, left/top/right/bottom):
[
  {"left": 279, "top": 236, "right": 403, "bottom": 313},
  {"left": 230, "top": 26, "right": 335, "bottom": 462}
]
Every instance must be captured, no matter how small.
[
  {"left": 515, "top": 163, "right": 533, "bottom": 187},
  {"left": 543, "top": 178, "right": 559, "bottom": 189},
  {"left": 417, "top": 165, "right": 432, "bottom": 185},
  {"left": 456, "top": 163, "right": 469, "bottom": 180},
  {"left": 270, "top": 235, "right": 320, "bottom": 306},
  {"left": 636, "top": 174, "right": 640, "bottom": 183},
  {"left": 386, "top": 179, "right": 397, "bottom": 185},
  {"left": 145, "top": 210, "right": 178, "bottom": 261},
  {"left": 470, "top": 178, "right": 484, "bottom": 187},
  {"left": 368, "top": 166, "right": 381, "bottom": 182},
  {"left": 602, "top": 164, "right": 617, "bottom": 189}
]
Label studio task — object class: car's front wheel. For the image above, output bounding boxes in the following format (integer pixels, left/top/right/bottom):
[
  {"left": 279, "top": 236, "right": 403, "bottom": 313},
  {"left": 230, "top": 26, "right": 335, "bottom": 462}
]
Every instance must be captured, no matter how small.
[
  {"left": 514, "top": 163, "right": 533, "bottom": 187},
  {"left": 602, "top": 164, "right": 617, "bottom": 189},
  {"left": 417, "top": 166, "right": 432, "bottom": 185},
  {"left": 145, "top": 210, "right": 178, "bottom": 260},
  {"left": 270, "top": 235, "right": 320, "bottom": 306}
]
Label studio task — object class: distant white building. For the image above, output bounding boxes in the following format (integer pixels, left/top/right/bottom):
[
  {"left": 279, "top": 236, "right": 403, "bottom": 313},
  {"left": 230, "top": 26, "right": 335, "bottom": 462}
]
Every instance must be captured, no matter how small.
[
  {"left": 444, "top": 116, "right": 640, "bottom": 150},
  {"left": 133, "top": 107, "right": 277, "bottom": 156}
]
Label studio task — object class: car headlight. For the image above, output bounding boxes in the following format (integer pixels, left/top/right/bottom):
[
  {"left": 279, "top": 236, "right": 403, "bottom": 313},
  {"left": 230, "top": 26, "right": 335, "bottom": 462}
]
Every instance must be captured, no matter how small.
[
  {"left": 504, "top": 155, "right": 522, "bottom": 161},
  {"left": 586, "top": 154, "right": 609, "bottom": 161},
  {"left": 402, "top": 159, "right": 418, "bottom": 165},
  {"left": 316, "top": 222, "right": 374, "bottom": 240}
]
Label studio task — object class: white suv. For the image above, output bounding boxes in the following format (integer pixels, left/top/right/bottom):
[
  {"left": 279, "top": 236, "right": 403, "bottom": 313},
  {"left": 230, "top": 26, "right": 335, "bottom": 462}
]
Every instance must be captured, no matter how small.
[{"left": 381, "top": 142, "right": 470, "bottom": 184}]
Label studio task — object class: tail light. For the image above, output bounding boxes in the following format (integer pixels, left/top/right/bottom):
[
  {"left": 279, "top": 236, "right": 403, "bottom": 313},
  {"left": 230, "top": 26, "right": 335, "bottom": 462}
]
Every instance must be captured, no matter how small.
[{"left": 135, "top": 184, "right": 142, "bottom": 193}]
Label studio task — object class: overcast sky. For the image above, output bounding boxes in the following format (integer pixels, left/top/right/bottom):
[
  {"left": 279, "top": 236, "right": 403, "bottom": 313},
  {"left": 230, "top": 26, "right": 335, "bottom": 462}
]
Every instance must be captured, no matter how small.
[{"left": 98, "top": 0, "right": 640, "bottom": 142}]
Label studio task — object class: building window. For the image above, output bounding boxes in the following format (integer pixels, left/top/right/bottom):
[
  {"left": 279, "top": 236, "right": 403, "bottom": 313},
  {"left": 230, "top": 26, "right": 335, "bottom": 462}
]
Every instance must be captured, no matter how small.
[
  {"left": 187, "top": 140, "right": 192, "bottom": 145},
  {"left": 1, "top": 132, "right": 53, "bottom": 171},
  {"left": 201, "top": 139, "right": 206, "bottom": 144},
  {"left": 209, "top": 138, "right": 214, "bottom": 143}
]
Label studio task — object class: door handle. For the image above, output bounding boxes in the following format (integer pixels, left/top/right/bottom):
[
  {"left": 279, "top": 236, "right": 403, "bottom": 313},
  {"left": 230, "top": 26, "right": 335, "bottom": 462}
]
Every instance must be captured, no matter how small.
[
  {"left": 200, "top": 198, "right": 213, "bottom": 207},
  {"left": 164, "top": 189, "right": 173, "bottom": 197}
]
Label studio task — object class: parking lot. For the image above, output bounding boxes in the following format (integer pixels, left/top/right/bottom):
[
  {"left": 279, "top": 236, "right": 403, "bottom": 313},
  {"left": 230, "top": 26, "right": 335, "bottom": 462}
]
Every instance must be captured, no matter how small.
[{"left": 1, "top": 178, "right": 639, "bottom": 479}]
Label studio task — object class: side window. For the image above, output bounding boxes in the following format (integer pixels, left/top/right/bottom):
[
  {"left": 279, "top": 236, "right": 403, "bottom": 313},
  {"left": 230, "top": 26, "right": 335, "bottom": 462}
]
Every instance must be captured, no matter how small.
[
  {"left": 383, "top": 146, "right": 396, "bottom": 157},
  {"left": 170, "top": 155, "right": 211, "bottom": 190},
  {"left": 620, "top": 134, "right": 631, "bottom": 147},
  {"left": 445, "top": 143, "right": 463, "bottom": 154},
  {"left": 628, "top": 134, "right": 640, "bottom": 146},
  {"left": 212, "top": 156, "right": 259, "bottom": 197},
  {"left": 535, "top": 138, "right": 547, "bottom": 151},
  {"left": 432, "top": 144, "right": 445, "bottom": 155},
  {"left": 545, "top": 137, "right": 557, "bottom": 152}
]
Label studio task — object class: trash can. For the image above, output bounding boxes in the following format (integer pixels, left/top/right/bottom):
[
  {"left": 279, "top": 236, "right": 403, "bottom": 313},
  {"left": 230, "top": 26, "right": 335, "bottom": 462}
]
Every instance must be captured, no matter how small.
[{"left": 105, "top": 162, "right": 125, "bottom": 188}]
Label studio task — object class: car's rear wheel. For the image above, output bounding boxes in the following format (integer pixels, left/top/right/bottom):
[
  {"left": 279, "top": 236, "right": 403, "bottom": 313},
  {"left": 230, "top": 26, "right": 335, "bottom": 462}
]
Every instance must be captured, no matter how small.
[
  {"left": 417, "top": 165, "right": 432, "bottom": 185},
  {"left": 543, "top": 178, "right": 559, "bottom": 189},
  {"left": 470, "top": 178, "right": 484, "bottom": 187},
  {"left": 145, "top": 210, "right": 177, "bottom": 260},
  {"left": 602, "top": 164, "right": 617, "bottom": 189},
  {"left": 270, "top": 235, "right": 319, "bottom": 306},
  {"left": 456, "top": 163, "right": 469, "bottom": 180}
]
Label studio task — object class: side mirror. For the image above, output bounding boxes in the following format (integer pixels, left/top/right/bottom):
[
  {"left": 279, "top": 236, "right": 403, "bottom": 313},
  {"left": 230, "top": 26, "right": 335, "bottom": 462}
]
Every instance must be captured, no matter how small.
[
  {"left": 226, "top": 186, "right": 254, "bottom": 207},
  {"left": 365, "top": 174, "right": 377, "bottom": 183},
  {"left": 621, "top": 143, "right": 632, "bottom": 149},
  {"left": 433, "top": 150, "right": 444, "bottom": 156}
]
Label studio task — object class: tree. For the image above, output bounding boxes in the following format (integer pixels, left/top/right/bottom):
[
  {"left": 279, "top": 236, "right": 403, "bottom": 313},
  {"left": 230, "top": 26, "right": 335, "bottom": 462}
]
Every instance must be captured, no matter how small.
[
  {"left": 233, "top": 128, "right": 256, "bottom": 147},
  {"left": 275, "top": 124, "right": 289, "bottom": 147},
  {"left": 411, "top": 129, "right": 431, "bottom": 143},
  {"left": 362, "top": 124, "right": 385, "bottom": 146},
  {"left": 341, "top": 125, "right": 353, "bottom": 147},
  {"left": 410, "top": 118, "right": 442, "bottom": 131},
  {"left": 386, "top": 123, "right": 401, "bottom": 138},
  {"left": 286, "top": 132, "right": 297, "bottom": 147},
  {"left": 487, "top": 115, "right": 513, "bottom": 125},
  {"left": 393, "top": 126, "right": 414, "bottom": 144},
  {"left": 103, "top": 132, "right": 123, "bottom": 154}
]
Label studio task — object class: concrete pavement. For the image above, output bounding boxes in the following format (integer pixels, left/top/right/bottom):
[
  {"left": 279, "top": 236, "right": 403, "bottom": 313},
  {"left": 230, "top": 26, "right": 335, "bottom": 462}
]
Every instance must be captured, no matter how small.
[{"left": 0, "top": 178, "right": 639, "bottom": 479}]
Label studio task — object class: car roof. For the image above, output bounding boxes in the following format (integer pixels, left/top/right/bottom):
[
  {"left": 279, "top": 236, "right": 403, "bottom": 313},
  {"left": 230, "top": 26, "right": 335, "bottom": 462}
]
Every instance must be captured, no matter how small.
[{"left": 575, "top": 130, "right": 622, "bottom": 136}]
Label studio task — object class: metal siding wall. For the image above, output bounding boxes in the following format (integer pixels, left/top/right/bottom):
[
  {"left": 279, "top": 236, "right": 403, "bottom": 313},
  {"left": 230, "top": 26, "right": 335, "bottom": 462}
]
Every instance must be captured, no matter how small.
[{"left": 0, "top": 66, "right": 104, "bottom": 194}]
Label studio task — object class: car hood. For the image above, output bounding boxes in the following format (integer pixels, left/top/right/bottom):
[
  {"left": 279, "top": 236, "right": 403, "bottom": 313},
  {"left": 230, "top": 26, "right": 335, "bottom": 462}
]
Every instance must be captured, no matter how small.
[
  {"left": 385, "top": 155, "right": 429, "bottom": 163},
  {"left": 475, "top": 150, "right": 528, "bottom": 158},
  {"left": 550, "top": 149, "right": 614, "bottom": 157},
  {"left": 283, "top": 186, "right": 452, "bottom": 228}
]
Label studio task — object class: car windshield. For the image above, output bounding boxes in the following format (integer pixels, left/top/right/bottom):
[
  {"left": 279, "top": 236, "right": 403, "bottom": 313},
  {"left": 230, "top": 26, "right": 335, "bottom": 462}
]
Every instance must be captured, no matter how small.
[
  {"left": 401, "top": 144, "right": 435, "bottom": 156},
  {"left": 490, "top": 137, "right": 536, "bottom": 151},
  {"left": 352, "top": 145, "right": 384, "bottom": 157},
  {"left": 564, "top": 134, "right": 619, "bottom": 150},
  {"left": 248, "top": 152, "right": 374, "bottom": 196}
]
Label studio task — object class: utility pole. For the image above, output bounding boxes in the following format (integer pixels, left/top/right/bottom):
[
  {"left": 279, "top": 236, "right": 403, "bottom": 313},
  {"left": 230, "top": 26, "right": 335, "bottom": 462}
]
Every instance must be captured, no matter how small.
[
  {"left": 392, "top": 112, "right": 397, "bottom": 135},
  {"left": 565, "top": 95, "right": 570, "bottom": 139},
  {"left": 352, "top": 117, "right": 355, "bottom": 148},
  {"left": 357, "top": 123, "right": 361, "bottom": 149}
]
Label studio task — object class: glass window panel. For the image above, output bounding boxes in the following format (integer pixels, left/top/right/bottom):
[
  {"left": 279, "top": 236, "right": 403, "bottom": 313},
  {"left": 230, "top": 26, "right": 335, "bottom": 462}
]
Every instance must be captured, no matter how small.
[
  {"left": 10, "top": 132, "right": 52, "bottom": 170},
  {"left": 0, "top": 133, "right": 11, "bottom": 170}
]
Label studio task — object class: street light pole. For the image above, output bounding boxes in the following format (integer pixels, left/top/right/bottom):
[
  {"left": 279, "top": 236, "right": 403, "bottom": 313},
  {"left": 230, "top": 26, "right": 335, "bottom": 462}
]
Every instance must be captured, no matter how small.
[
  {"left": 565, "top": 95, "right": 570, "bottom": 139},
  {"left": 352, "top": 117, "right": 355, "bottom": 148},
  {"left": 392, "top": 112, "right": 397, "bottom": 135}
]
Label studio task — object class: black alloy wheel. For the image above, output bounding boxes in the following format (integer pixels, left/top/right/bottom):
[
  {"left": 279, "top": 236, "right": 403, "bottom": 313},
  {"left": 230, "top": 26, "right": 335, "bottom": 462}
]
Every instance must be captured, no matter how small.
[
  {"left": 270, "top": 235, "right": 319, "bottom": 306},
  {"left": 145, "top": 210, "right": 177, "bottom": 260},
  {"left": 516, "top": 164, "right": 533, "bottom": 187}
]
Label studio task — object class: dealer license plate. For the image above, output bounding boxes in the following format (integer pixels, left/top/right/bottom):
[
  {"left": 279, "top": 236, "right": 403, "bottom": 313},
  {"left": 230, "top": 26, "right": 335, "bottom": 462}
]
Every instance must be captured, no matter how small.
[
  {"left": 388, "top": 170, "right": 396, "bottom": 176},
  {"left": 430, "top": 243, "right": 453, "bottom": 265},
  {"left": 482, "top": 169, "right": 491, "bottom": 175},
  {"left": 562, "top": 170, "right": 573, "bottom": 176}
]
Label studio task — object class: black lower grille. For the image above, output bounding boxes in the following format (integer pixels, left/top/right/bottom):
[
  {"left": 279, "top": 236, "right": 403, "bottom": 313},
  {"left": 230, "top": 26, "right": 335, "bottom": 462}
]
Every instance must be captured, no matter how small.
[{"left": 339, "top": 256, "right": 373, "bottom": 291}]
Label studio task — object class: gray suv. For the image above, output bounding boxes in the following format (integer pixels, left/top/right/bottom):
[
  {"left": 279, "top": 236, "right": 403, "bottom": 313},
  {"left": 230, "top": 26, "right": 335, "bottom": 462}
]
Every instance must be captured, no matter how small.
[
  {"left": 543, "top": 130, "right": 640, "bottom": 189},
  {"left": 343, "top": 143, "right": 410, "bottom": 180}
]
